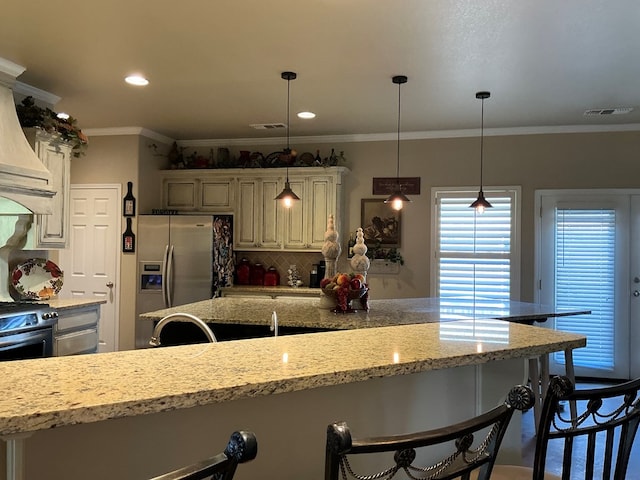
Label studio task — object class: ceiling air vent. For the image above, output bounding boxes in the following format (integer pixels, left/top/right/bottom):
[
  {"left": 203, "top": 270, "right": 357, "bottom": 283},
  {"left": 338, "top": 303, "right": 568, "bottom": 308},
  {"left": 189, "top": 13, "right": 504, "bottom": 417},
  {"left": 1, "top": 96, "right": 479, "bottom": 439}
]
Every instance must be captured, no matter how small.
[
  {"left": 249, "top": 123, "right": 287, "bottom": 130},
  {"left": 584, "top": 107, "right": 634, "bottom": 116}
]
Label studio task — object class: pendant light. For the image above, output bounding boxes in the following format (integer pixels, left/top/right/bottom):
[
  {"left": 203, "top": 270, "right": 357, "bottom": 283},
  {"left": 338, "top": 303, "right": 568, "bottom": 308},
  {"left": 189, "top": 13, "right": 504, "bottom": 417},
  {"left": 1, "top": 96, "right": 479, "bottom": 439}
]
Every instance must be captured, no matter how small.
[
  {"left": 469, "top": 91, "right": 492, "bottom": 213},
  {"left": 274, "top": 71, "right": 300, "bottom": 208},
  {"left": 385, "top": 75, "right": 411, "bottom": 211}
]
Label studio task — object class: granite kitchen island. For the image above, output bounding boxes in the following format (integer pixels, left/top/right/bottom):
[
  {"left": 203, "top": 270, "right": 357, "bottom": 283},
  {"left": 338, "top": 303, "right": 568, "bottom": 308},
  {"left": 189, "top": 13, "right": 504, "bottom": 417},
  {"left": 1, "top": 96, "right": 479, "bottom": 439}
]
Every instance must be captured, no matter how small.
[
  {"left": 139, "top": 295, "right": 590, "bottom": 330},
  {"left": 0, "top": 302, "right": 586, "bottom": 480}
]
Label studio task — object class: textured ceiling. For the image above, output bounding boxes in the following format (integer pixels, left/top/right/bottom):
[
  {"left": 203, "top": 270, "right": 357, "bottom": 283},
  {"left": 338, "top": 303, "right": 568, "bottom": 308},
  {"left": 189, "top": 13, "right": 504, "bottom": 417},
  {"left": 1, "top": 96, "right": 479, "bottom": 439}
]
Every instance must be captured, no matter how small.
[{"left": 1, "top": 0, "right": 639, "bottom": 141}]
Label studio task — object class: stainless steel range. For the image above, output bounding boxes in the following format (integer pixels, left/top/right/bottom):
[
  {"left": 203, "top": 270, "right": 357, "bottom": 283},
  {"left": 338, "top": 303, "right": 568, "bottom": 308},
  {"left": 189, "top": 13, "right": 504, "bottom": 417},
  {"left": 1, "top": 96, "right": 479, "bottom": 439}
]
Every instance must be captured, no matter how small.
[{"left": 0, "top": 302, "right": 58, "bottom": 360}]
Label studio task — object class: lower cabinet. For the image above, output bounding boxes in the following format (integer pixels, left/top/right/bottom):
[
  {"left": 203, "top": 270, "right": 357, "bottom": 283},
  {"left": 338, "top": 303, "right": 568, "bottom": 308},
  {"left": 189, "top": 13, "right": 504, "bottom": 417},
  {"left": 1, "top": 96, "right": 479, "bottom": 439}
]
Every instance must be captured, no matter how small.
[{"left": 54, "top": 304, "right": 100, "bottom": 356}]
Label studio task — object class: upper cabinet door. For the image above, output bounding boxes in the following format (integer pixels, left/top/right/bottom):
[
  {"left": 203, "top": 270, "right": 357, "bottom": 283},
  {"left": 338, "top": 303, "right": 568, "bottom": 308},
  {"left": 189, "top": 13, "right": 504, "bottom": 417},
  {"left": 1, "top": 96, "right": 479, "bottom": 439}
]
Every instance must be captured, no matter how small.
[
  {"left": 25, "top": 128, "right": 73, "bottom": 249},
  {"left": 307, "top": 175, "right": 334, "bottom": 249},
  {"left": 282, "top": 175, "right": 334, "bottom": 250},
  {"left": 235, "top": 176, "right": 282, "bottom": 250},
  {"left": 282, "top": 177, "right": 307, "bottom": 249},
  {"left": 162, "top": 174, "right": 235, "bottom": 212}
]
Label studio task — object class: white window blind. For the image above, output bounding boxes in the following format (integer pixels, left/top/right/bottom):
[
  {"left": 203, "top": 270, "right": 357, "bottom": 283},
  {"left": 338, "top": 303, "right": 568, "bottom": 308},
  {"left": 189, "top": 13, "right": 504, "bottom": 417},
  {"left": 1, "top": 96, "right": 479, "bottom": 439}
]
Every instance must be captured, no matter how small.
[
  {"left": 435, "top": 191, "right": 516, "bottom": 300},
  {"left": 553, "top": 208, "right": 615, "bottom": 371}
]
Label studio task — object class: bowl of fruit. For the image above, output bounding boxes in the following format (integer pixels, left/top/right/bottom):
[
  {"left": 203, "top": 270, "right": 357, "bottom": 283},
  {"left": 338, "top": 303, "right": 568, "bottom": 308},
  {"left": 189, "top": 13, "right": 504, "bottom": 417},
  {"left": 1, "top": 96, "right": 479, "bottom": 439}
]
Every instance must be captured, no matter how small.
[{"left": 320, "top": 273, "right": 369, "bottom": 313}]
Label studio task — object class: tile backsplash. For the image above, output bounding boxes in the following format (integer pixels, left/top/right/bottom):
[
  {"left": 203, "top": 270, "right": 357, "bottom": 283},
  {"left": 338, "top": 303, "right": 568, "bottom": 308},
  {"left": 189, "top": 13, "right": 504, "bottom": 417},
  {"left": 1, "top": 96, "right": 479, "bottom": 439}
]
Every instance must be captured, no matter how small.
[{"left": 234, "top": 251, "right": 326, "bottom": 287}]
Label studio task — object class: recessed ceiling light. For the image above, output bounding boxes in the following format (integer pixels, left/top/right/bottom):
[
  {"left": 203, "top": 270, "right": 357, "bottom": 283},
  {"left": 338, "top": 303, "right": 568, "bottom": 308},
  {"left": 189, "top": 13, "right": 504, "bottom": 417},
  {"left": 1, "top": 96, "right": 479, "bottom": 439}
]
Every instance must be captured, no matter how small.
[
  {"left": 297, "top": 111, "right": 316, "bottom": 119},
  {"left": 125, "top": 75, "right": 149, "bottom": 86},
  {"left": 56, "top": 112, "right": 70, "bottom": 120}
]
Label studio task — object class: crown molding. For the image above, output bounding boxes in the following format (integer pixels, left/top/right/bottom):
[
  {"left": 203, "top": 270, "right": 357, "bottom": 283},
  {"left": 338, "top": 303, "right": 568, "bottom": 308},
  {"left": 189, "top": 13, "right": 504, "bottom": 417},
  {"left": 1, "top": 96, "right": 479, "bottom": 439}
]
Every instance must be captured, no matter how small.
[
  {"left": 13, "top": 81, "right": 61, "bottom": 106},
  {"left": 84, "top": 127, "right": 174, "bottom": 145},
  {"left": 84, "top": 123, "right": 640, "bottom": 148},
  {"left": 179, "top": 123, "right": 640, "bottom": 147}
]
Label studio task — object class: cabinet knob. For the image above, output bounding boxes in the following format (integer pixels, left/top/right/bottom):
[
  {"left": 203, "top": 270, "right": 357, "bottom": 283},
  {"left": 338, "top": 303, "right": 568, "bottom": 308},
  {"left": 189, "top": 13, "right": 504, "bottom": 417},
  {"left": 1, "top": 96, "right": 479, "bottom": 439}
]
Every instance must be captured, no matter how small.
[{"left": 106, "top": 281, "right": 114, "bottom": 288}]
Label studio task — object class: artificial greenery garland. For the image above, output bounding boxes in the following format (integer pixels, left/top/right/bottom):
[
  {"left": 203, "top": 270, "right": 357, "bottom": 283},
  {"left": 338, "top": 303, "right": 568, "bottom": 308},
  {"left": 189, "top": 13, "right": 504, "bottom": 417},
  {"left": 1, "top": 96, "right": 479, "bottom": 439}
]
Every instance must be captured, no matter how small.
[{"left": 16, "top": 96, "right": 88, "bottom": 157}]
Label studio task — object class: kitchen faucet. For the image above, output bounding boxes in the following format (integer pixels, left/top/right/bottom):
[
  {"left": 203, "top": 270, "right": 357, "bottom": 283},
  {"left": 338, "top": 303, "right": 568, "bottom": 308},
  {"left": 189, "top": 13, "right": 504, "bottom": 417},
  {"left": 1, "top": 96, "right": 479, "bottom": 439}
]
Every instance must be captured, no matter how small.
[
  {"left": 270, "top": 311, "right": 278, "bottom": 337},
  {"left": 149, "top": 313, "right": 217, "bottom": 346}
]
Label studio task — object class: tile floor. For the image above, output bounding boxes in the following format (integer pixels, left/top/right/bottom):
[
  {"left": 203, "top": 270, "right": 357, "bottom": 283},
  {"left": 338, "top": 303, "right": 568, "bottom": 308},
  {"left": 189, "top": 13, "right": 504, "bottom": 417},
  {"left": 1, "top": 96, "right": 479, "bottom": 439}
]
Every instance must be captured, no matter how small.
[{"left": 520, "top": 381, "right": 640, "bottom": 478}]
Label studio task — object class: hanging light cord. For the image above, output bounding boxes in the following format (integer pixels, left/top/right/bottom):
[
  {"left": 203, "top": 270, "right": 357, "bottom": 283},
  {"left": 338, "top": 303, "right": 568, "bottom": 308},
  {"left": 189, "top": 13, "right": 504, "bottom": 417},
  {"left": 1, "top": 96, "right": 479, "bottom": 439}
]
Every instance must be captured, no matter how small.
[
  {"left": 479, "top": 95, "right": 485, "bottom": 191},
  {"left": 286, "top": 77, "right": 291, "bottom": 153},
  {"left": 396, "top": 80, "right": 402, "bottom": 185}
]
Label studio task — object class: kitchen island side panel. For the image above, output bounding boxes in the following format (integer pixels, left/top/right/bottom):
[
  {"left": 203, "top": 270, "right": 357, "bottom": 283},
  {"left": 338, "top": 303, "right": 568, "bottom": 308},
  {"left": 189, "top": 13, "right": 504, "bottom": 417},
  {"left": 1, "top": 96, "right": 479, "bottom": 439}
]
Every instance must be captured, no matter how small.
[{"left": 21, "top": 360, "right": 524, "bottom": 480}]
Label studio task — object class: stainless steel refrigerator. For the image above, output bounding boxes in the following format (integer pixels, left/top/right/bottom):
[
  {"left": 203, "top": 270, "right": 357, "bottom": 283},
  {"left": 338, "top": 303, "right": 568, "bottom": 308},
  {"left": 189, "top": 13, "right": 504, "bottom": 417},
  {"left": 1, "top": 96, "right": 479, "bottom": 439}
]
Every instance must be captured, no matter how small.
[{"left": 135, "top": 214, "right": 233, "bottom": 348}]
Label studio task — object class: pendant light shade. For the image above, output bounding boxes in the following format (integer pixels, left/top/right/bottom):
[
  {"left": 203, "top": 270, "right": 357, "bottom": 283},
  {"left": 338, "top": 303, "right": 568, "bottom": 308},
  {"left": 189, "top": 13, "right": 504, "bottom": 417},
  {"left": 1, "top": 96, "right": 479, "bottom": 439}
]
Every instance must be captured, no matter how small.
[
  {"left": 275, "top": 71, "right": 300, "bottom": 207},
  {"left": 385, "top": 75, "right": 411, "bottom": 211},
  {"left": 470, "top": 91, "right": 492, "bottom": 213}
]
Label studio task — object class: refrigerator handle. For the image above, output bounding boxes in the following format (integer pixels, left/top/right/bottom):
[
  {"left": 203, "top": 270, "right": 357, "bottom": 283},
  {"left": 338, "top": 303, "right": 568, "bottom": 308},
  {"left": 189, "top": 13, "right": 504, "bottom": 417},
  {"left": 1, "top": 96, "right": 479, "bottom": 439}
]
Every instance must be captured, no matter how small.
[
  {"left": 167, "top": 244, "right": 175, "bottom": 307},
  {"left": 162, "top": 244, "right": 170, "bottom": 308}
]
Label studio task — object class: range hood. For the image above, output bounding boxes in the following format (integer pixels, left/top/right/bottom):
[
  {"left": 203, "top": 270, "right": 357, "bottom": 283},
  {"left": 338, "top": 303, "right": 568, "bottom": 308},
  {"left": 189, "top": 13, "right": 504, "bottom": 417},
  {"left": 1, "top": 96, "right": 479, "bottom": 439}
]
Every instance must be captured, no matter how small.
[{"left": 0, "top": 58, "right": 54, "bottom": 214}]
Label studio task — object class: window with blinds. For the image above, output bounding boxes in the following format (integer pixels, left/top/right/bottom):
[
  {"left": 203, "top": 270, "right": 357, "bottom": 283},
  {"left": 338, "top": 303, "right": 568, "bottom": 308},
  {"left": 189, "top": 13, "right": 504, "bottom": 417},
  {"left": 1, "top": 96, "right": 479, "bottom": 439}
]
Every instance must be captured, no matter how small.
[
  {"left": 553, "top": 208, "right": 616, "bottom": 371},
  {"left": 434, "top": 189, "right": 519, "bottom": 300}
]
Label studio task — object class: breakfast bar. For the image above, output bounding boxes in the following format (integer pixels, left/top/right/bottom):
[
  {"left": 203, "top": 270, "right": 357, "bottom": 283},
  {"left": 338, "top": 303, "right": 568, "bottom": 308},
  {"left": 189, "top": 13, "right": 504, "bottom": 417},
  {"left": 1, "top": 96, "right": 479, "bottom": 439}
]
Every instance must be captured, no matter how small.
[{"left": 0, "top": 310, "right": 586, "bottom": 480}]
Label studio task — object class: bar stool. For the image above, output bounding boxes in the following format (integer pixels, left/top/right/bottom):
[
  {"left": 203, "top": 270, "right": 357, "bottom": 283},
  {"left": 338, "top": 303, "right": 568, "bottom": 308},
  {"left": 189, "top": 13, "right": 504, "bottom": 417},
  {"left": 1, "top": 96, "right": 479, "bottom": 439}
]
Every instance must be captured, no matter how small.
[
  {"left": 149, "top": 430, "right": 257, "bottom": 480},
  {"left": 491, "top": 376, "right": 640, "bottom": 479},
  {"left": 528, "top": 346, "right": 578, "bottom": 433},
  {"left": 325, "top": 385, "right": 534, "bottom": 480}
]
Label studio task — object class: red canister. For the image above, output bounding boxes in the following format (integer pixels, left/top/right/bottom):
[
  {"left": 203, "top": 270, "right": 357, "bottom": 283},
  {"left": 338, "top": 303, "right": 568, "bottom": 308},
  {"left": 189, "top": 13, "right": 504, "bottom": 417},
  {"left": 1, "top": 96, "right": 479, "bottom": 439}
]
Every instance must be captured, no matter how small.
[
  {"left": 236, "top": 258, "right": 251, "bottom": 285},
  {"left": 250, "top": 263, "right": 266, "bottom": 286},
  {"left": 264, "top": 266, "right": 280, "bottom": 286}
]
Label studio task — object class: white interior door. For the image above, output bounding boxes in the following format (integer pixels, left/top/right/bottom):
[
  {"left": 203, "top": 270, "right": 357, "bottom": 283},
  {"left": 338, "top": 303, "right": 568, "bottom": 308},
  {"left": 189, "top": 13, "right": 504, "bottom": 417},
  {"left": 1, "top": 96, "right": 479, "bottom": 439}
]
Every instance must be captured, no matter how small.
[
  {"left": 537, "top": 190, "right": 635, "bottom": 380},
  {"left": 58, "top": 184, "right": 120, "bottom": 352},
  {"left": 629, "top": 196, "right": 640, "bottom": 379}
]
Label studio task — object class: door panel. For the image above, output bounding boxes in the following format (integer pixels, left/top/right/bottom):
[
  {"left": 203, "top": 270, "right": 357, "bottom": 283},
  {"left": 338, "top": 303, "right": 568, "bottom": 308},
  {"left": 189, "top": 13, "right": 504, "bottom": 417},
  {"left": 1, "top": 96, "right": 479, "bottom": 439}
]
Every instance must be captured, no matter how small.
[
  {"left": 169, "top": 216, "right": 213, "bottom": 305},
  {"left": 629, "top": 196, "right": 640, "bottom": 379},
  {"left": 538, "top": 192, "right": 633, "bottom": 379},
  {"left": 58, "top": 185, "right": 120, "bottom": 353}
]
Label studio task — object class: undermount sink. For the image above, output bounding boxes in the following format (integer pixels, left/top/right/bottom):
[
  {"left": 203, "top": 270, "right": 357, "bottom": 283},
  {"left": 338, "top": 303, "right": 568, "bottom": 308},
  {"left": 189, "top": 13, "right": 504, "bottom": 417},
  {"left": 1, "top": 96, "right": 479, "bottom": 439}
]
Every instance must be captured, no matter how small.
[{"left": 149, "top": 313, "right": 217, "bottom": 347}]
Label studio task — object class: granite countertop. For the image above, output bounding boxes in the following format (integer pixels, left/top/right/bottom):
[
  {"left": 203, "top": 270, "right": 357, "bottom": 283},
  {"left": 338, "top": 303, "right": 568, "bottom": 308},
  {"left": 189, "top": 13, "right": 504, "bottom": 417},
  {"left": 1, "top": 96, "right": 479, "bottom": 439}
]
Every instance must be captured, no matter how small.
[
  {"left": 0, "top": 319, "right": 586, "bottom": 436},
  {"left": 47, "top": 298, "right": 106, "bottom": 310},
  {"left": 139, "top": 296, "right": 591, "bottom": 330}
]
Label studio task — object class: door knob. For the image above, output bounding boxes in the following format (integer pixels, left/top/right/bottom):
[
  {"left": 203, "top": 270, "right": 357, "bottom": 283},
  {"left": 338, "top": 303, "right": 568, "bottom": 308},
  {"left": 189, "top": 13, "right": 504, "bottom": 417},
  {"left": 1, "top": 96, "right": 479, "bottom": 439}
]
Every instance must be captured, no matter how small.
[
  {"left": 634, "top": 290, "right": 640, "bottom": 297},
  {"left": 106, "top": 281, "right": 114, "bottom": 288}
]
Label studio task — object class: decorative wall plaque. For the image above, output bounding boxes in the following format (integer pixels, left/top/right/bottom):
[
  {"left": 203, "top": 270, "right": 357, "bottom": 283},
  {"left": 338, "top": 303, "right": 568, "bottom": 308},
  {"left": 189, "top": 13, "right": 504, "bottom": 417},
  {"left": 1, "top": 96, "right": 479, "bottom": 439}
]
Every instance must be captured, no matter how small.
[{"left": 372, "top": 177, "right": 421, "bottom": 195}]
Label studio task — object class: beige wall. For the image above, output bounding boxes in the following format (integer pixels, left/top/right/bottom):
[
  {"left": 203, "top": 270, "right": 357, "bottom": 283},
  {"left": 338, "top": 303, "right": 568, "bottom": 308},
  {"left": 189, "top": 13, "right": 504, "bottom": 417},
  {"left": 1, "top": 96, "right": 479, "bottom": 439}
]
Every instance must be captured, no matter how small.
[
  {"left": 69, "top": 135, "right": 162, "bottom": 350},
  {"left": 75, "top": 130, "right": 640, "bottom": 349},
  {"left": 221, "top": 131, "right": 640, "bottom": 302},
  {"left": 338, "top": 130, "right": 640, "bottom": 301}
]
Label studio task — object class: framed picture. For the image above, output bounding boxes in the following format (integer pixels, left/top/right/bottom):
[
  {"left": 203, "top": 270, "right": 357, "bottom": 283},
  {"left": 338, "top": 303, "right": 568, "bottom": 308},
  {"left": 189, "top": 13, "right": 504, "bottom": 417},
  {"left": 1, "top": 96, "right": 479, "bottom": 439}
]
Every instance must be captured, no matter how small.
[{"left": 360, "top": 198, "right": 401, "bottom": 247}]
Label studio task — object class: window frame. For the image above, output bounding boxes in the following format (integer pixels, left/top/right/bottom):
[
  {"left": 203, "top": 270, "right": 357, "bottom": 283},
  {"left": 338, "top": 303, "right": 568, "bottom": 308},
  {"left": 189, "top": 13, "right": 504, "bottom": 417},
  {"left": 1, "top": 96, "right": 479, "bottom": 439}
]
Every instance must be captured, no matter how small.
[{"left": 431, "top": 186, "right": 521, "bottom": 300}]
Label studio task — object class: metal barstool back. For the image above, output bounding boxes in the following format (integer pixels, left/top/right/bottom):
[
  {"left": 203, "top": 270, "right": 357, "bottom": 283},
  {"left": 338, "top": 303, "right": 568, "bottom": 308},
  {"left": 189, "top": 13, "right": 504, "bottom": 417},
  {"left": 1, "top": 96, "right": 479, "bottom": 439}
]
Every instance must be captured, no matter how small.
[{"left": 325, "top": 385, "right": 534, "bottom": 480}]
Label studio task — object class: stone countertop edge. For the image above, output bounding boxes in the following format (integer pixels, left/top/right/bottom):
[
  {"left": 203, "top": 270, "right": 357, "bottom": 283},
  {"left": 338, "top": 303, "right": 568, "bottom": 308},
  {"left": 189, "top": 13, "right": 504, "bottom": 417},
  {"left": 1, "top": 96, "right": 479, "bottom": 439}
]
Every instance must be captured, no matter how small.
[
  {"left": 46, "top": 299, "right": 107, "bottom": 310},
  {"left": 0, "top": 321, "right": 586, "bottom": 436},
  {"left": 138, "top": 297, "right": 591, "bottom": 331},
  {"left": 220, "top": 286, "right": 322, "bottom": 296}
]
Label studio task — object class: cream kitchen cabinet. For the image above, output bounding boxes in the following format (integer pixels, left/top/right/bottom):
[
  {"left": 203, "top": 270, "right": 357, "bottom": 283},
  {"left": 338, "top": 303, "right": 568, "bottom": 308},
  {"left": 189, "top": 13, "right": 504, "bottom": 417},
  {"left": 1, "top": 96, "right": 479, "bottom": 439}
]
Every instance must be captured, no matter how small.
[
  {"left": 24, "top": 128, "right": 73, "bottom": 248},
  {"left": 282, "top": 174, "right": 338, "bottom": 250},
  {"left": 158, "top": 167, "right": 347, "bottom": 252},
  {"left": 235, "top": 176, "right": 282, "bottom": 250},
  {"left": 161, "top": 171, "right": 235, "bottom": 212}
]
